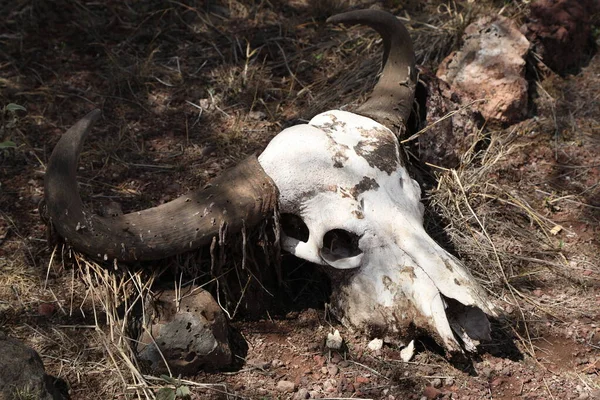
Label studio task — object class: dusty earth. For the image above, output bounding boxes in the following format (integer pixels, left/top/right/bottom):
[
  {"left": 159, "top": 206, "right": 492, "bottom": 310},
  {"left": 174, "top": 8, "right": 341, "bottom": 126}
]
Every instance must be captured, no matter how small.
[{"left": 1, "top": 0, "right": 600, "bottom": 399}]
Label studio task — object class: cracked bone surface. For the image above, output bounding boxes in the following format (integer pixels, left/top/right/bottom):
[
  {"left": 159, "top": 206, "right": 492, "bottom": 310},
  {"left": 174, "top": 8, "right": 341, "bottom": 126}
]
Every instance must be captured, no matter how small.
[{"left": 259, "top": 111, "right": 496, "bottom": 353}]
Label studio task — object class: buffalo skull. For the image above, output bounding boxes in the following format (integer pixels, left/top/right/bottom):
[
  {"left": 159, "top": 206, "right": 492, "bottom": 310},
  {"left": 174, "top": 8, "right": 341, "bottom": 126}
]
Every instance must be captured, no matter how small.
[{"left": 44, "top": 10, "right": 495, "bottom": 353}]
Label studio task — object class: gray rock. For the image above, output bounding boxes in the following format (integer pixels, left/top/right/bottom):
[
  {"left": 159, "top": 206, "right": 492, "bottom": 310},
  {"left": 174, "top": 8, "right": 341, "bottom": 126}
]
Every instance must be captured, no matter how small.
[
  {"left": 327, "top": 364, "right": 339, "bottom": 377},
  {"left": 0, "top": 335, "right": 65, "bottom": 400},
  {"left": 293, "top": 388, "right": 310, "bottom": 399},
  {"left": 136, "top": 286, "right": 232, "bottom": 375},
  {"left": 276, "top": 380, "right": 296, "bottom": 393}
]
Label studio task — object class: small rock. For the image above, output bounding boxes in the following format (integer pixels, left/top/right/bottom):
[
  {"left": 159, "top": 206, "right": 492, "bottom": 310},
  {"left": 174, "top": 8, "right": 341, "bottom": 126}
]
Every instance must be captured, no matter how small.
[
  {"left": 38, "top": 303, "right": 56, "bottom": 317},
  {"left": 0, "top": 336, "right": 66, "bottom": 399},
  {"left": 490, "top": 377, "right": 504, "bottom": 388},
  {"left": 400, "top": 340, "right": 415, "bottom": 362},
  {"left": 248, "top": 110, "right": 267, "bottom": 120},
  {"left": 323, "top": 379, "right": 336, "bottom": 392},
  {"left": 136, "top": 286, "right": 232, "bottom": 375},
  {"left": 356, "top": 376, "right": 370, "bottom": 384},
  {"left": 368, "top": 338, "right": 384, "bottom": 351},
  {"left": 293, "top": 388, "right": 310, "bottom": 400},
  {"left": 432, "top": 378, "right": 442, "bottom": 388},
  {"left": 445, "top": 377, "right": 455, "bottom": 386},
  {"left": 248, "top": 359, "right": 271, "bottom": 370},
  {"left": 339, "top": 360, "right": 350, "bottom": 368},
  {"left": 423, "top": 386, "right": 442, "bottom": 399},
  {"left": 309, "top": 390, "right": 320, "bottom": 398},
  {"left": 313, "top": 355, "right": 325, "bottom": 366},
  {"left": 276, "top": 380, "right": 296, "bottom": 393},
  {"left": 327, "top": 365, "right": 339, "bottom": 376},
  {"left": 272, "top": 359, "right": 284, "bottom": 368},
  {"left": 321, "top": 366, "right": 328, "bottom": 374},
  {"left": 480, "top": 367, "right": 493, "bottom": 378},
  {"left": 326, "top": 330, "right": 343, "bottom": 350},
  {"left": 331, "top": 352, "right": 342, "bottom": 364}
]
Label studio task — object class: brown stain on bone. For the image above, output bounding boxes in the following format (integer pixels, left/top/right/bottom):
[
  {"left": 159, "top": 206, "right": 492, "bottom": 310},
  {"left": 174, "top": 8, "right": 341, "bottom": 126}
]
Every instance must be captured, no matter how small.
[
  {"left": 354, "top": 127, "right": 400, "bottom": 175},
  {"left": 351, "top": 176, "right": 380, "bottom": 198}
]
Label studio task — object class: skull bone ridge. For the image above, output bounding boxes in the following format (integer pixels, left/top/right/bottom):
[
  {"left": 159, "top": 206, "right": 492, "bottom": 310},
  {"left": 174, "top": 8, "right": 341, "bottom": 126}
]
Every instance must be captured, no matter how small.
[{"left": 259, "top": 110, "right": 496, "bottom": 353}]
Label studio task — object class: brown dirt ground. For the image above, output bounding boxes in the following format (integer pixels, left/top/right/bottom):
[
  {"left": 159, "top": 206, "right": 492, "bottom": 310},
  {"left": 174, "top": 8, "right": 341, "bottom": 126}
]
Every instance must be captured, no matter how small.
[{"left": 1, "top": 1, "right": 600, "bottom": 399}]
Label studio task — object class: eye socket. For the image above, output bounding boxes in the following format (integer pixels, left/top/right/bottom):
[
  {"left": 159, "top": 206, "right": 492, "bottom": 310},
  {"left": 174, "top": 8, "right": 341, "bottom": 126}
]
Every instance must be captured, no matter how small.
[
  {"left": 321, "top": 229, "right": 362, "bottom": 262},
  {"left": 280, "top": 213, "right": 309, "bottom": 242}
]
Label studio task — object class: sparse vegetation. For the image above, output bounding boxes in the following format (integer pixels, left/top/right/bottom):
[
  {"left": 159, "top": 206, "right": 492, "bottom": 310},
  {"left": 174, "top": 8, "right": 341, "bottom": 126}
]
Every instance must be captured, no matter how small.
[{"left": 1, "top": 0, "right": 599, "bottom": 399}]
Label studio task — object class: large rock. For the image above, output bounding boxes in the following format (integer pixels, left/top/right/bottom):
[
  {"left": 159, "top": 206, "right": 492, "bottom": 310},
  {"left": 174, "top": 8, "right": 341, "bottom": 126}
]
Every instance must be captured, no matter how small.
[
  {"left": 0, "top": 333, "right": 65, "bottom": 400},
  {"left": 137, "top": 287, "right": 232, "bottom": 375},
  {"left": 437, "top": 15, "right": 530, "bottom": 125},
  {"left": 524, "top": 0, "right": 598, "bottom": 74},
  {"left": 415, "top": 68, "right": 483, "bottom": 168}
]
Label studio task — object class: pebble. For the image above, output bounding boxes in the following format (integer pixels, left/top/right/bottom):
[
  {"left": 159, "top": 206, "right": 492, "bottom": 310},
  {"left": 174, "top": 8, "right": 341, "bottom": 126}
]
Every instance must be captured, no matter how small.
[
  {"left": 423, "top": 386, "right": 442, "bottom": 399},
  {"left": 276, "top": 380, "right": 296, "bottom": 393},
  {"left": 272, "top": 359, "right": 284, "bottom": 368},
  {"left": 313, "top": 355, "right": 325, "bottom": 366},
  {"left": 331, "top": 352, "right": 342, "bottom": 364},
  {"left": 293, "top": 388, "right": 310, "bottom": 400},
  {"left": 432, "top": 378, "right": 442, "bottom": 388},
  {"left": 249, "top": 359, "right": 271, "bottom": 369},
  {"left": 323, "top": 379, "right": 336, "bottom": 392},
  {"left": 480, "top": 367, "right": 493, "bottom": 378},
  {"left": 309, "top": 391, "right": 320, "bottom": 398},
  {"left": 38, "top": 303, "right": 56, "bottom": 317},
  {"left": 327, "top": 365, "right": 339, "bottom": 376},
  {"left": 445, "top": 377, "right": 455, "bottom": 386}
]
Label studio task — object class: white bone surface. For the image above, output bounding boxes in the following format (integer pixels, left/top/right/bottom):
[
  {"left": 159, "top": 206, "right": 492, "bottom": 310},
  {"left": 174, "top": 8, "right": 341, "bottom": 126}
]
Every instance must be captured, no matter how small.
[{"left": 259, "top": 110, "right": 496, "bottom": 352}]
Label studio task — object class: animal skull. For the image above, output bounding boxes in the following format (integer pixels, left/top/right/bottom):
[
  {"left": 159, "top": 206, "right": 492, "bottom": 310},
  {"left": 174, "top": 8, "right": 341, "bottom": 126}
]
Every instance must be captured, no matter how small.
[
  {"left": 44, "top": 10, "right": 496, "bottom": 353},
  {"left": 259, "top": 110, "right": 496, "bottom": 352}
]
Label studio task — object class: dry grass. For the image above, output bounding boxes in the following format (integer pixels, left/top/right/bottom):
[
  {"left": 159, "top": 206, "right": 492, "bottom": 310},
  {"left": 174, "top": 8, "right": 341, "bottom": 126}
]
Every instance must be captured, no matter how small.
[{"left": 2, "top": 0, "right": 600, "bottom": 398}]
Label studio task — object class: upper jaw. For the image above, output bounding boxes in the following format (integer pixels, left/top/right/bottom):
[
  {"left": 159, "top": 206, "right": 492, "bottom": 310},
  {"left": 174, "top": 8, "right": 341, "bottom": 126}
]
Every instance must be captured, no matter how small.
[{"left": 328, "top": 233, "right": 496, "bottom": 353}]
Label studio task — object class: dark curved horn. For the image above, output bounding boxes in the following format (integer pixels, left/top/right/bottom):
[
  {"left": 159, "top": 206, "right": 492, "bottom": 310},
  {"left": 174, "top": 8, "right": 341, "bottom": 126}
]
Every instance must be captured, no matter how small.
[
  {"left": 327, "top": 10, "right": 416, "bottom": 133},
  {"left": 44, "top": 110, "right": 278, "bottom": 262}
]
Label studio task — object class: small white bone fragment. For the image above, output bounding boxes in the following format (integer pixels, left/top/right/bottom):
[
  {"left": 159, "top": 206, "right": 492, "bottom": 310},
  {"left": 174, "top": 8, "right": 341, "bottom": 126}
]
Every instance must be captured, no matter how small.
[
  {"left": 400, "top": 340, "right": 415, "bottom": 362},
  {"left": 367, "top": 338, "right": 383, "bottom": 351},
  {"left": 326, "top": 329, "right": 343, "bottom": 350}
]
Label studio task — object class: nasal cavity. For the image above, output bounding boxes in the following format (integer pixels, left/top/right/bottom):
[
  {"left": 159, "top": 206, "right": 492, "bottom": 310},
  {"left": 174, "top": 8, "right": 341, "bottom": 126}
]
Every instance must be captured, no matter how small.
[
  {"left": 281, "top": 213, "right": 309, "bottom": 242},
  {"left": 321, "top": 229, "right": 362, "bottom": 260}
]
